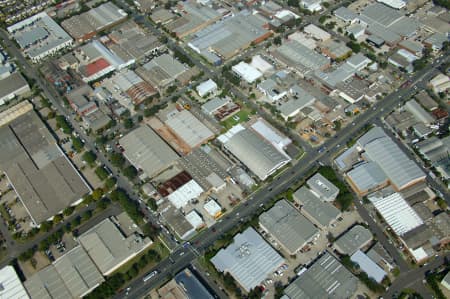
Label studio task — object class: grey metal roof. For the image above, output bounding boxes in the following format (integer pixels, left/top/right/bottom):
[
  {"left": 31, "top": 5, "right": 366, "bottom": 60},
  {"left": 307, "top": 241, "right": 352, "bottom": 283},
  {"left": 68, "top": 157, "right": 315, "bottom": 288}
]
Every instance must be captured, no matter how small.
[
  {"left": 120, "top": 125, "right": 178, "bottom": 178},
  {"left": 293, "top": 187, "right": 340, "bottom": 227},
  {"left": 0, "top": 72, "right": 30, "bottom": 101},
  {"left": 404, "top": 99, "right": 435, "bottom": 124},
  {"left": 211, "top": 227, "right": 284, "bottom": 292},
  {"left": 78, "top": 217, "right": 152, "bottom": 275},
  {"left": 360, "top": 3, "right": 403, "bottom": 27},
  {"left": 284, "top": 252, "right": 358, "bottom": 299},
  {"left": 165, "top": 110, "right": 214, "bottom": 148},
  {"left": 360, "top": 127, "right": 426, "bottom": 190},
  {"left": 53, "top": 246, "right": 104, "bottom": 298},
  {"left": 279, "top": 86, "right": 315, "bottom": 118},
  {"left": 224, "top": 128, "right": 290, "bottom": 180},
  {"left": 145, "top": 54, "right": 187, "bottom": 79},
  {"left": 274, "top": 40, "right": 329, "bottom": 73},
  {"left": 307, "top": 173, "right": 339, "bottom": 201},
  {"left": 334, "top": 7, "right": 358, "bottom": 22},
  {"left": 259, "top": 200, "right": 318, "bottom": 254},
  {"left": 0, "top": 110, "right": 90, "bottom": 224},
  {"left": 24, "top": 266, "right": 71, "bottom": 299},
  {"left": 334, "top": 225, "right": 373, "bottom": 255},
  {"left": 347, "top": 162, "right": 388, "bottom": 193},
  {"left": 174, "top": 269, "right": 215, "bottom": 299},
  {"left": 202, "top": 97, "right": 230, "bottom": 114}
]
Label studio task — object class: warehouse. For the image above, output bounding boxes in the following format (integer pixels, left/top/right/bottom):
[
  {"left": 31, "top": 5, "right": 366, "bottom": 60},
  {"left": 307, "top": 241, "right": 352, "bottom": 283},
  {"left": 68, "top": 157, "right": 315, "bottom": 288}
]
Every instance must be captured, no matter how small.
[
  {"left": 0, "top": 72, "right": 31, "bottom": 105},
  {"left": 219, "top": 125, "right": 291, "bottom": 180},
  {"left": 158, "top": 171, "right": 204, "bottom": 209},
  {"left": 61, "top": 2, "right": 127, "bottom": 42},
  {"left": 346, "top": 162, "right": 389, "bottom": 195},
  {"left": 404, "top": 99, "right": 435, "bottom": 125},
  {"left": 303, "top": 24, "right": 331, "bottom": 41},
  {"left": 278, "top": 85, "right": 316, "bottom": 121},
  {"left": 25, "top": 246, "right": 104, "bottom": 299},
  {"left": 165, "top": 110, "right": 214, "bottom": 149},
  {"left": 293, "top": 187, "right": 341, "bottom": 229},
  {"left": 79, "top": 214, "right": 152, "bottom": 275},
  {"left": 203, "top": 199, "right": 222, "bottom": 219},
  {"left": 0, "top": 266, "right": 29, "bottom": 299},
  {"left": 368, "top": 191, "right": 423, "bottom": 236},
  {"left": 307, "top": 173, "right": 339, "bottom": 202},
  {"left": 273, "top": 40, "right": 330, "bottom": 75},
  {"left": 356, "top": 127, "right": 426, "bottom": 191},
  {"left": 8, "top": 12, "right": 73, "bottom": 63},
  {"left": 112, "top": 69, "right": 157, "bottom": 104},
  {"left": 119, "top": 125, "right": 178, "bottom": 178},
  {"left": 351, "top": 250, "right": 387, "bottom": 283},
  {"left": 211, "top": 227, "right": 284, "bottom": 292},
  {"left": 137, "top": 54, "right": 188, "bottom": 89},
  {"left": 185, "top": 210, "right": 204, "bottom": 229},
  {"left": 196, "top": 79, "right": 218, "bottom": 97},
  {"left": 284, "top": 252, "right": 358, "bottom": 299},
  {"left": 160, "top": 203, "right": 196, "bottom": 240},
  {"left": 232, "top": 62, "right": 263, "bottom": 83},
  {"left": 334, "top": 6, "right": 358, "bottom": 23},
  {"left": 259, "top": 200, "right": 319, "bottom": 255},
  {"left": 0, "top": 109, "right": 90, "bottom": 225},
  {"left": 188, "top": 10, "right": 271, "bottom": 61},
  {"left": 250, "top": 55, "right": 274, "bottom": 74},
  {"left": 334, "top": 225, "right": 373, "bottom": 255}
]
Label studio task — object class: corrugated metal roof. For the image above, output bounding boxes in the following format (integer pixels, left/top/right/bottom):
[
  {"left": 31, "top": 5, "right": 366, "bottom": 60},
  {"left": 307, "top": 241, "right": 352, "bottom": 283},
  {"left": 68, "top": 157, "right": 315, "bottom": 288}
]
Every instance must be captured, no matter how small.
[{"left": 350, "top": 250, "right": 386, "bottom": 283}]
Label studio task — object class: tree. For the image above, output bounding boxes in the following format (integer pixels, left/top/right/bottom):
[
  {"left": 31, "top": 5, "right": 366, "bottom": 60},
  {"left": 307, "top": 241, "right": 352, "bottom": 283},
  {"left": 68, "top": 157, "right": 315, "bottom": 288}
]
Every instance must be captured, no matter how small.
[
  {"left": 287, "top": 0, "right": 299, "bottom": 7},
  {"left": 124, "top": 118, "right": 134, "bottom": 129},
  {"left": 39, "top": 239, "right": 50, "bottom": 251},
  {"left": 274, "top": 36, "right": 282, "bottom": 46},
  {"left": 71, "top": 136, "right": 84, "bottom": 153},
  {"left": 143, "top": 223, "right": 160, "bottom": 239},
  {"left": 333, "top": 120, "right": 342, "bottom": 131},
  {"left": 110, "top": 153, "right": 125, "bottom": 168},
  {"left": 95, "top": 135, "right": 107, "bottom": 146},
  {"left": 147, "top": 198, "right": 158, "bottom": 211},
  {"left": 95, "top": 166, "right": 109, "bottom": 181},
  {"left": 346, "top": 41, "right": 361, "bottom": 53},
  {"left": 63, "top": 206, "right": 75, "bottom": 216},
  {"left": 40, "top": 221, "right": 53, "bottom": 232},
  {"left": 53, "top": 214, "right": 63, "bottom": 224},
  {"left": 81, "top": 210, "right": 93, "bottom": 222},
  {"left": 83, "top": 194, "right": 94, "bottom": 205},
  {"left": 104, "top": 177, "right": 117, "bottom": 190},
  {"left": 97, "top": 197, "right": 110, "bottom": 210},
  {"left": 92, "top": 188, "right": 104, "bottom": 201},
  {"left": 82, "top": 151, "right": 97, "bottom": 165},
  {"left": 123, "top": 165, "right": 138, "bottom": 180}
]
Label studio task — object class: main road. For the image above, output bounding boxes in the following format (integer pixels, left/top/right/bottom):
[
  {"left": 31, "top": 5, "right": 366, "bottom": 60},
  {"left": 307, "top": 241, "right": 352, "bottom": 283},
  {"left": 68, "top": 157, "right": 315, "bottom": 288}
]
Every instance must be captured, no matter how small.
[{"left": 117, "top": 54, "right": 450, "bottom": 299}]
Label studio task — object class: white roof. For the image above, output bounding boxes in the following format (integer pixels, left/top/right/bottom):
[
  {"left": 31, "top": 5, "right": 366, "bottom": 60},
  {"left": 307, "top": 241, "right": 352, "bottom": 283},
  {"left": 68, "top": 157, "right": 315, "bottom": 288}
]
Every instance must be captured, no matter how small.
[
  {"left": 304, "top": 24, "right": 331, "bottom": 41},
  {"left": 369, "top": 192, "right": 423, "bottom": 236},
  {"left": 350, "top": 250, "right": 386, "bottom": 283},
  {"left": 250, "top": 55, "right": 274, "bottom": 73},
  {"left": 288, "top": 32, "right": 317, "bottom": 50},
  {"left": 232, "top": 62, "right": 263, "bottom": 83},
  {"left": 377, "top": 0, "right": 406, "bottom": 9},
  {"left": 203, "top": 199, "right": 222, "bottom": 216},
  {"left": 409, "top": 247, "right": 429, "bottom": 261},
  {"left": 168, "top": 179, "right": 204, "bottom": 209},
  {"left": 185, "top": 210, "right": 204, "bottom": 228},
  {"left": 211, "top": 227, "right": 284, "bottom": 292},
  {"left": 0, "top": 266, "right": 29, "bottom": 299},
  {"left": 197, "top": 79, "right": 217, "bottom": 97},
  {"left": 250, "top": 118, "right": 292, "bottom": 150}
]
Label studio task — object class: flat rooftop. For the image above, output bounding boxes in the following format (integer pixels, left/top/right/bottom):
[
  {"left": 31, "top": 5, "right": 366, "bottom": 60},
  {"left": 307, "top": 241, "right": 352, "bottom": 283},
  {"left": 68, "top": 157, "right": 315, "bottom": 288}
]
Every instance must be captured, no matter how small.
[
  {"left": 165, "top": 110, "right": 214, "bottom": 148},
  {"left": 0, "top": 109, "right": 90, "bottom": 224}
]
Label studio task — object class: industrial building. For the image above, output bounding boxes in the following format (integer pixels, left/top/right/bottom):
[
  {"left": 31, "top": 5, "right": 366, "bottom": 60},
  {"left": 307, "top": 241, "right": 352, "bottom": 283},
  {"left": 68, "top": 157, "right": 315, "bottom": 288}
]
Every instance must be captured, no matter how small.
[
  {"left": 278, "top": 85, "right": 316, "bottom": 121},
  {"left": 306, "top": 173, "right": 339, "bottom": 202},
  {"left": 75, "top": 40, "right": 134, "bottom": 82},
  {"left": 404, "top": 99, "right": 435, "bottom": 125},
  {"left": 232, "top": 62, "right": 263, "bottom": 83},
  {"left": 7, "top": 12, "right": 73, "bottom": 63},
  {"left": 334, "top": 225, "right": 373, "bottom": 255},
  {"left": 0, "top": 266, "right": 29, "bottom": 299},
  {"left": 25, "top": 246, "right": 104, "bottom": 299},
  {"left": 78, "top": 213, "right": 152, "bottom": 275},
  {"left": 0, "top": 106, "right": 90, "bottom": 225},
  {"left": 350, "top": 250, "right": 387, "bottom": 283},
  {"left": 344, "top": 127, "right": 426, "bottom": 193},
  {"left": 137, "top": 54, "right": 188, "bottom": 89},
  {"left": 273, "top": 40, "right": 330, "bottom": 75},
  {"left": 334, "top": 7, "right": 358, "bottom": 23},
  {"left": 165, "top": 109, "right": 215, "bottom": 149},
  {"left": 120, "top": 125, "right": 178, "bottom": 178},
  {"left": 158, "top": 171, "right": 204, "bottom": 209},
  {"left": 61, "top": 2, "right": 127, "bottom": 42},
  {"left": 293, "top": 187, "right": 341, "bottom": 229},
  {"left": 108, "top": 21, "right": 163, "bottom": 61},
  {"left": 368, "top": 191, "right": 423, "bottom": 236},
  {"left": 284, "top": 252, "right": 358, "bottom": 299},
  {"left": 196, "top": 79, "right": 218, "bottom": 97},
  {"left": 158, "top": 268, "right": 215, "bottom": 299},
  {"left": 259, "top": 200, "right": 319, "bottom": 255},
  {"left": 201, "top": 97, "right": 240, "bottom": 121},
  {"left": 429, "top": 73, "right": 450, "bottom": 94},
  {"left": 188, "top": 10, "right": 272, "bottom": 62},
  {"left": 218, "top": 124, "right": 291, "bottom": 180},
  {"left": 415, "top": 136, "right": 450, "bottom": 180},
  {"left": 211, "top": 227, "right": 284, "bottom": 292},
  {"left": 160, "top": 203, "right": 196, "bottom": 240},
  {"left": 0, "top": 72, "right": 31, "bottom": 105},
  {"left": 111, "top": 69, "right": 157, "bottom": 105},
  {"left": 303, "top": 24, "right": 331, "bottom": 41},
  {"left": 167, "top": 1, "right": 222, "bottom": 38}
]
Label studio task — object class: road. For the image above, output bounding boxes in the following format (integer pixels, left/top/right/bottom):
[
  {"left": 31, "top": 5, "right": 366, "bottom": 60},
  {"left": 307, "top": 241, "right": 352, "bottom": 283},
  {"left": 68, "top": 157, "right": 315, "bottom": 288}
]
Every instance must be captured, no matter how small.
[{"left": 118, "top": 53, "right": 449, "bottom": 298}]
